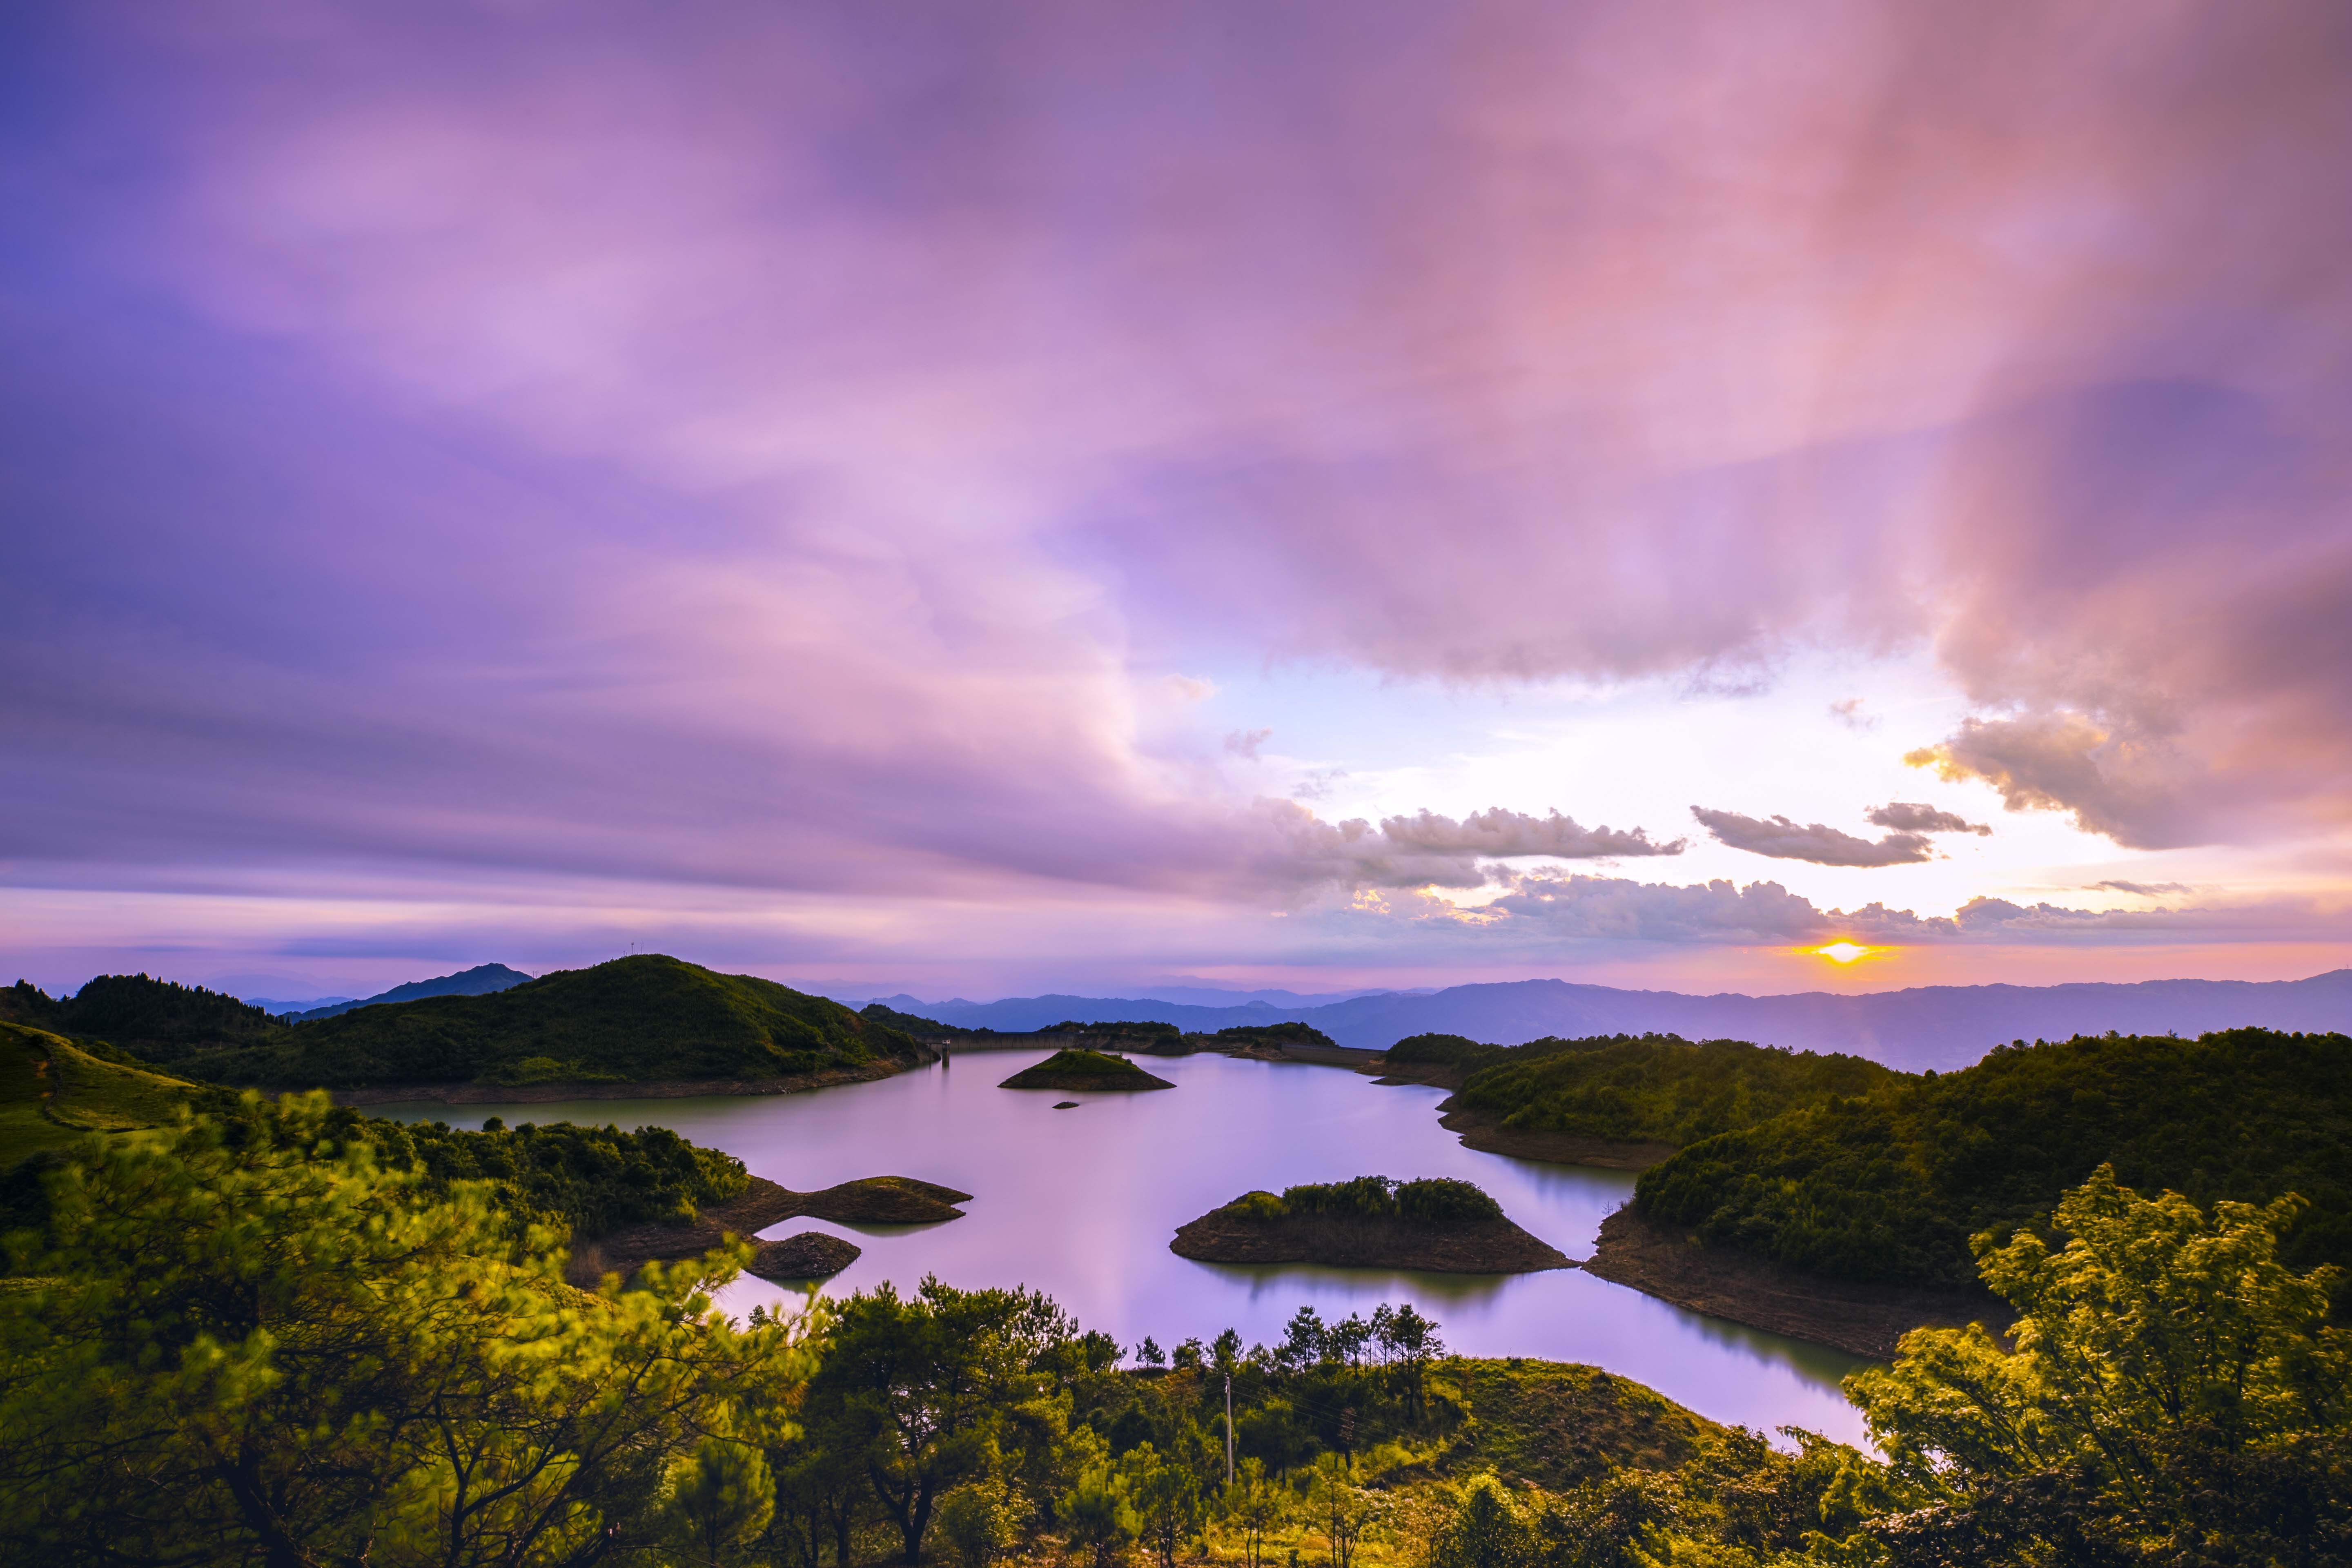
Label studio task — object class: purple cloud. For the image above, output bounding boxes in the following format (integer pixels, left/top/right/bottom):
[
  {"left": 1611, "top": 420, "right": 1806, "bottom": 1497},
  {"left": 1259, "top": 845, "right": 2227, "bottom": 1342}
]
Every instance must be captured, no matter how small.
[
  {"left": 1376, "top": 809, "right": 1684, "bottom": 861},
  {"left": 1866, "top": 803, "right": 1990, "bottom": 837},
  {"left": 1690, "top": 809, "right": 1936, "bottom": 869},
  {"left": 2, "top": 1, "right": 2349, "bottom": 988}
]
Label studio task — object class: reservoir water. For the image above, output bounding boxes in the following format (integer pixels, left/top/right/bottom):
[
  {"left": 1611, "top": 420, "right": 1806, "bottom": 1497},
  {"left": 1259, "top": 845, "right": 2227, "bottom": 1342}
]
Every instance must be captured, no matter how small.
[{"left": 381, "top": 1049, "right": 1869, "bottom": 1444}]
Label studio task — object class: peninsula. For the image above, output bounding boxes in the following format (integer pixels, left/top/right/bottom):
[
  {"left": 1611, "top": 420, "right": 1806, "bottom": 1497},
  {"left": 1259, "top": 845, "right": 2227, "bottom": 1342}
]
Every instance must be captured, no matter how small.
[
  {"left": 998, "top": 1048, "right": 1175, "bottom": 1091},
  {"left": 1171, "top": 1175, "right": 1570, "bottom": 1274},
  {"left": 567, "top": 1174, "right": 972, "bottom": 1284}
]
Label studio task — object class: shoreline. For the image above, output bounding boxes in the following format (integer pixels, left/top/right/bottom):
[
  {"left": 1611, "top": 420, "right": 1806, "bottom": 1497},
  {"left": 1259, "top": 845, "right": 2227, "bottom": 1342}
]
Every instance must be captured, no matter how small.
[
  {"left": 1581, "top": 1206, "right": 2009, "bottom": 1360},
  {"left": 318, "top": 1055, "right": 924, "bottom": 1107},
  {"left": 1170, "top": 1209, "right": 1572, "bottom": 1274},
  {"left": 1435, "top": 1103, "right": 1675, "bottom": 1170}
]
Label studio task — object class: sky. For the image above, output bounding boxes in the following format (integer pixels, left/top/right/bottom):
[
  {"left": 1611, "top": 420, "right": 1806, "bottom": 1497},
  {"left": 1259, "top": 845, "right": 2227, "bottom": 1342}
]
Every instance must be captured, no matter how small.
[{"left": 5, "top": 1, "right": 2352, "bottom": 1003}]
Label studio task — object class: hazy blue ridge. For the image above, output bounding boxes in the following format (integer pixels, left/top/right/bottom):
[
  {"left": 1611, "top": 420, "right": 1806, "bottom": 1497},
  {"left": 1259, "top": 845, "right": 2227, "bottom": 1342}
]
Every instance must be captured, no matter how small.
[
  {"left": 292, "top": 963, "right": 532, "bottom": 1021},
  {"left": 862, "top": 969, "right": 2352, "bottom": 1071}
]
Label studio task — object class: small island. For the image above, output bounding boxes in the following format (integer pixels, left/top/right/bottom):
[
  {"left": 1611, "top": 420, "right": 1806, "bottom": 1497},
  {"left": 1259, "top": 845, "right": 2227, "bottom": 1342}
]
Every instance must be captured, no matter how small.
[
  {"left": 1171, "top": 1175, "right": 1571, "bottom": 1274},
  {"left": 748, "top": 1231, "right": 862, "bottom": 1282},
  {"left": 998, "top": 1048, "right": 1175, "bottom": 1092}
]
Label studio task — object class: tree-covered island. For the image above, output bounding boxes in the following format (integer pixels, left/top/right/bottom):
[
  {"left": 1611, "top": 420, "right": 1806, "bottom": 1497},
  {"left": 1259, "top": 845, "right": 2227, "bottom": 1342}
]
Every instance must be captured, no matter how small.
[
  {"left": 999, "top": 1049, "right": 1177, "bottom": 1092},
  {"left": 1172, "top": 1177, "right": 1570, "bottom": 1274}
]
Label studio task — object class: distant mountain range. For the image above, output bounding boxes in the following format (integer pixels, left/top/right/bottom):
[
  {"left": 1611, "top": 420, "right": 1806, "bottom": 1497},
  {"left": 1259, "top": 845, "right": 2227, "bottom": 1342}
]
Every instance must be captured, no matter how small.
[
  {"left": 859, "top": 969, "right": 2352, "bottom": 1071},
  {"left": 289, "top": 963, "right": 534, "bottom": 1021},
  {"left": 241, "top": 994, "right": 357, "bottom": 1015}
]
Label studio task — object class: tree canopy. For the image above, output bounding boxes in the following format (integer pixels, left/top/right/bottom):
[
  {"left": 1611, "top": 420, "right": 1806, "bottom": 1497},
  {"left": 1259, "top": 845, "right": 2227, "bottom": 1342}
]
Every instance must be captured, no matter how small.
[{"left": 1635, "top": 1027, "right": 2352, "bottom": 1291}]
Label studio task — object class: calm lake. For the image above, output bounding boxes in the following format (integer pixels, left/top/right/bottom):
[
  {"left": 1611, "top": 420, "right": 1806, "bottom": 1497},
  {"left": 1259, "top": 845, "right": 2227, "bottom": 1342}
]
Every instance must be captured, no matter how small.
[{"left": 381, "top": 1049, "right": 1869, "bottom": 1444}]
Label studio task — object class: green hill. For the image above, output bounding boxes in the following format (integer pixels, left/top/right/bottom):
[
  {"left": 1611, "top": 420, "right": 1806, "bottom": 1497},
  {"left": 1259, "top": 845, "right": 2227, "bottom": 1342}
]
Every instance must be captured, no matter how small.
[
  {"left": 1633, "top": 1026, "right": 2352, "bottom": 1292},
  {"left": 1443, "top": 1033, "right": 1898, "bottom": 1148},
  {"left": 1, "top": 1020, "right": 232, "bottom": 1165},
  {"left": 149, "top": 955, "right": 927, "bottom": 1089}
]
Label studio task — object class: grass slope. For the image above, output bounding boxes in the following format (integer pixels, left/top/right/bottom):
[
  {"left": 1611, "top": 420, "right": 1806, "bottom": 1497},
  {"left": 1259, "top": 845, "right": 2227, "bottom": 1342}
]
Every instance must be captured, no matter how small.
[
  {"left": 1444, "top": 1033, "right": 1898, "bottom": 1148},
  {"left": 158, "top": 955, "right": 924, "bottom": 1089},
  {"left": 1635, "top": 1026, "right": 2352, "bottom": 1291},
  {"left": 0, "top": 1022, "right": 225, "bottom": 1165},
  {"left": 0, "top": 1027, "right": 81, "bottom": 1165},
  {"left": 1447, "top": 1359, "right": 1718, "bottom": 1490}
]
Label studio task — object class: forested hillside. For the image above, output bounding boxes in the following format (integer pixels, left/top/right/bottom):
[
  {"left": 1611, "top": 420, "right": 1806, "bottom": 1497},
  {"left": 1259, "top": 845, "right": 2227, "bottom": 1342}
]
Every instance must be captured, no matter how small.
[
  {"left": 139, "top": 954, "right": 926, "bottom": 1089},
  {"left": 1432, "top": 1033, "right": 1898, "bottom": 1148},
  {"left": 2, "top": 974, "right": 283, "bottom": 1053},
  {"left": 1635, "top": 1026, "right": 2352, "bottom": 1292}
]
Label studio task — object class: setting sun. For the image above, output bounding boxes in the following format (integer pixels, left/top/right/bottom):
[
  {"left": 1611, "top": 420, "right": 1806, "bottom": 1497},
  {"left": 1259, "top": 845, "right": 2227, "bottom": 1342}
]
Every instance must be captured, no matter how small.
[{"left": 1813, "top": 942, "right": 1875, "bottom": 964}]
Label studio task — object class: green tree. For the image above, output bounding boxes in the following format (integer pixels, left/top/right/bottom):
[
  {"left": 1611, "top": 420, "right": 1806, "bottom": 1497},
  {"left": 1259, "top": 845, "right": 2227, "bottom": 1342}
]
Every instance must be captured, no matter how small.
[
  {"left": 1431, "top": 1474, "right": 1533, "bottom": 1568},
  {"left": 1305, "top": 1452, "right": 1381, "bottom": 1568},
  {"left": 1060, "top": 1459, "right": 1138, "bottom": 1568},
  {"left": 1846, "top": 1165, "right": 2352, "bottom": 1563},
  {"left": 802, "top": 1275, "right": 1072, "bottom": 1564},
  {"left": 1225, "top": 1456, "right": 1290, "bottom": 1568},
  {"left": 936, "top": 1478, "right": 1018, "bottom": 1568},
  {"left": 1384, "top": 1305, "right": 1443, "bottom": 1421},
  {"left": 659, "top": 1437, "right": 778, "bottom": 1568},
  {"left": 0, "top": 1097, "right": 813, "bottom": 1568},
  {"left": 1527, "top": 1470, "right": 1679, "bottom": 1568},
  {"left": 1122, "top": 1441, "right": 1203, "bottom": 1568}
]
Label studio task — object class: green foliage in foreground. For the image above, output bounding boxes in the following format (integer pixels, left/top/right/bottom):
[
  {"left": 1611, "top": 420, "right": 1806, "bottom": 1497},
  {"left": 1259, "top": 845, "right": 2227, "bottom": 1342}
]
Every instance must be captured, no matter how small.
[
  {"left": 0, "top": 1100, "right": 808, "bottom": 1566},
  {"left": 145, "top": 954, "right": 925, "bottom": 1089},
  {"left": 1841, "top": 1165, "right": 2350, "bottom": 1565},
  {"left": 1222, "top": 1175, "right": 1505, "bottom": 1225},
  {"left": 1, "top": 1022, "right": 747, "bottom": 1243},
  {"left": 3, "top": 1101, "right": 2348, "bottom": 1565},
  {"left": 1450, "top": 1036, "right": 1898, "bottom": 1149},
  {"left": 1636, "top": 1027, "right": 2352, "bottom": 1292}
]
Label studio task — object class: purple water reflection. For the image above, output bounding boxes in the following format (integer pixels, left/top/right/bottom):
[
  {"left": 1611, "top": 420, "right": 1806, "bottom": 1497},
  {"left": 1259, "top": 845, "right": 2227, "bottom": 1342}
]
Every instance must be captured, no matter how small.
[{"left": 380, "top": 1051, "right": 1870, "bottom": 1445}]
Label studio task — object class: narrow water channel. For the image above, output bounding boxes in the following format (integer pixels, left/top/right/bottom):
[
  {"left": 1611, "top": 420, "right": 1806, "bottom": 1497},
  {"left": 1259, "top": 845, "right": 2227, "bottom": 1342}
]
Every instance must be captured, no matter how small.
[{"left": 381, "top": 1050, "right": 1870, "bottom": 1444}]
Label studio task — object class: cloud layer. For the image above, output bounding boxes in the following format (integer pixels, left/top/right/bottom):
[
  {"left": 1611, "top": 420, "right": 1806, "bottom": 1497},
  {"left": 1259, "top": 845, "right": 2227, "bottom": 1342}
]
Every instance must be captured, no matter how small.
[
  {"left": 1253, "top": 804, "right": 1682, "bottom": 893},
  {"left": 2, "top": 2, "right": 2349, "bottom": 984},
  {"left": 1866, "top": 803, "right": 1990, "bottom": 837},
  {"left": 1691, "top": 809, "right": 1933, "bottom": 868},
  {"left": 1457, "top": 874, "right": 2349, "bottom": 950}
]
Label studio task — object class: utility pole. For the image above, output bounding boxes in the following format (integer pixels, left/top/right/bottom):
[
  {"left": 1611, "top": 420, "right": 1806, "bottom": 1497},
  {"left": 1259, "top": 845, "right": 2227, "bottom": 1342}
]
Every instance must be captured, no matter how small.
[{"left": 1224, "top": 1371, "right": 1235, "bottom": 1486}]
